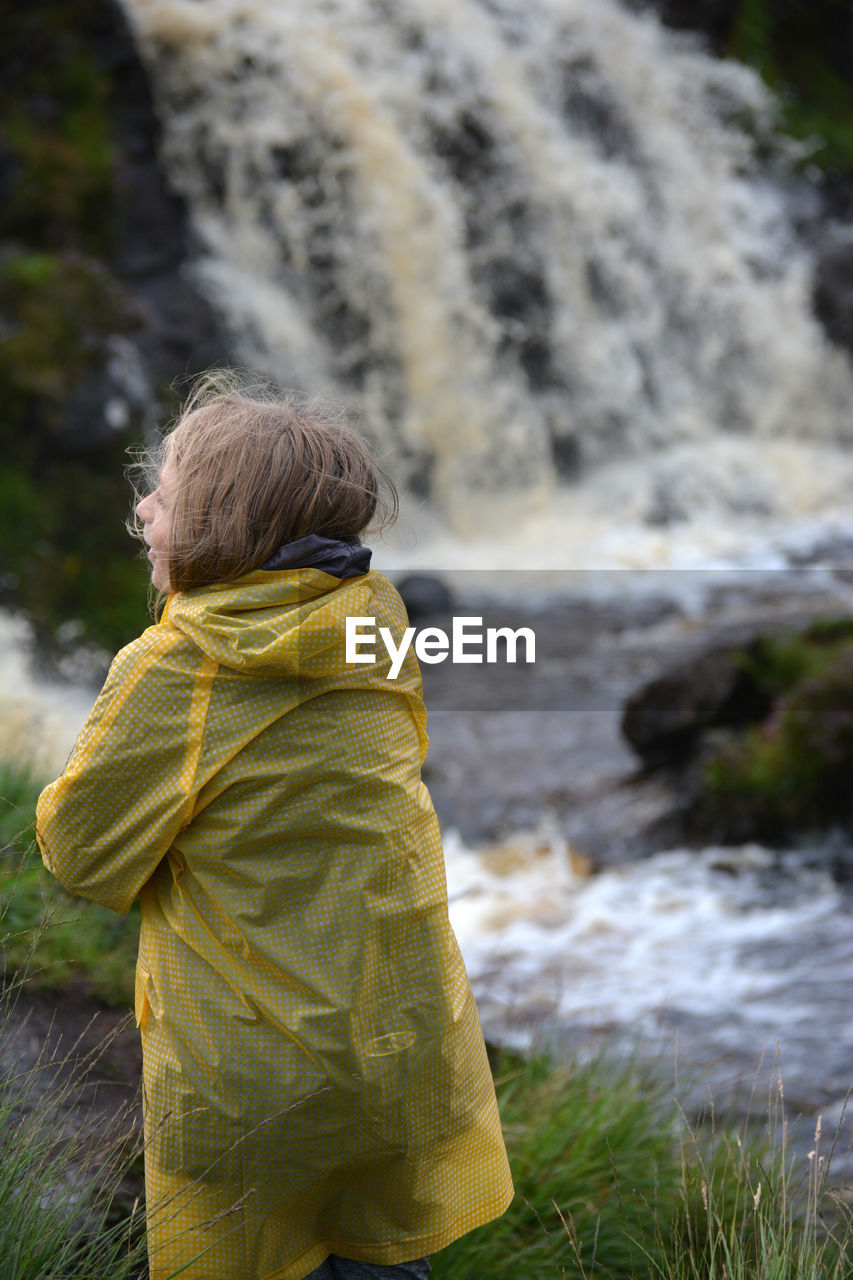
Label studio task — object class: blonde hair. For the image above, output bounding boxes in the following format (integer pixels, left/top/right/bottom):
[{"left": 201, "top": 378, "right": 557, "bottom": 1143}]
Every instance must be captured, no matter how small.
[{"left": 131, "top": 373, "right": 398, "bottom": 593}]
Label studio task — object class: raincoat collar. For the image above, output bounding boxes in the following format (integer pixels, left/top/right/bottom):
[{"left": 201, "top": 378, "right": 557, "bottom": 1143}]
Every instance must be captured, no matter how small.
[{"left": 261, "top": 534, "right": 371, "bottom": 578}]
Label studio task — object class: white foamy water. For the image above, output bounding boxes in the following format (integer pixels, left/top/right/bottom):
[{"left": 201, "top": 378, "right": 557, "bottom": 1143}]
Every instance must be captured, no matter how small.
[
  {"left": 120, "top": 0, "right": 853, "bottom": 563},
  {"left": 0, "top": 615, "right": 96, "bottom": 777},
  {"left": 383, "top": 455, "right": 853, "bottom": 576},
  {"left": 445, "top": 829, "right": 853, "bottom": 1096}
]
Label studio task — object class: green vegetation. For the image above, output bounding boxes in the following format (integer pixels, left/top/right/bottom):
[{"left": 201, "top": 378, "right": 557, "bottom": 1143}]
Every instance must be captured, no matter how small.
[
  {"left": 0, "top": 765, "right": 145, "bottom": 1277},
  {"left": 436, "top": 1054, "right": 684, "bottom": 1279},
  {"left": 0, "top": 248, "right": 150, "bottom": 654},
  {"left": 701, "top": 621, "right": 853, "bottom": 838},
  {"left": 434, "top": 1051, "right": 851, "bottom": 1280},
  {"left": 0, "top": 759, "right": 137, "bottom": 1005},
  {"left": 0, "top": 760, "right": 43, "bottom": 854},
  {"left": 727, "top": 0, "right": 853, "bottom": 175},
  {"left": 0, "top": 2, "right": 151, "bottom": 656},
  {"left": 0, "top": 8, "right": 115, "bottom": 252}
]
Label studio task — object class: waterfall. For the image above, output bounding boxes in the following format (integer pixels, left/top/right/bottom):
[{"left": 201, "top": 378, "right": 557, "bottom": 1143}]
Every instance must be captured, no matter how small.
[{"left": 119, "top": 0, "right": 853, "bottom": 560}]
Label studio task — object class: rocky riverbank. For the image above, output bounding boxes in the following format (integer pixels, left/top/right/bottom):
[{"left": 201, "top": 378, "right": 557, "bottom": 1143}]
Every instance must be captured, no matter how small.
[{"left": 406, "top": 557, "right": 853, "bottom": 866}]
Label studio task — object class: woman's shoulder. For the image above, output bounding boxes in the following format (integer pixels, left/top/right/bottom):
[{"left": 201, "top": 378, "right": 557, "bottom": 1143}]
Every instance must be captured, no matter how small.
[{"left": 104, "top": 615, "right": 213, "bottom": 693}]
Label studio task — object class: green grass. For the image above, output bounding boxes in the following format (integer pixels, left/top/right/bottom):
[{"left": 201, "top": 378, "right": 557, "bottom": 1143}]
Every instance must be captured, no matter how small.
[
  {"left": 1, "top": 1014, "right": 849, "bottom": 1280},
  {"left": 0, "top": 759, "right": 138, "bottom": 1005},
  {"left": 433, "top": 1054, "right": 853, "bottom": 1279},
  {"left": 433, "top": 1053, "right": 685, "bottom": 1279},
  {"left": 0, "top": 759, "right": 43, "bottom": 852},
  {"left": 0, "top": 987, "right": 148, "bottom": 1279},
  {"left": 0, "top": 754, "right": 145, "bottom": 1273},
  {"left": 0, "top": 759, "right": 147, "bottom": 1277}
]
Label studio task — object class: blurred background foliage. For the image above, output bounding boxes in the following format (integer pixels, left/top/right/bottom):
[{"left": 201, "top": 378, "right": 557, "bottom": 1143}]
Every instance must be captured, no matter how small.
[
  {"left": 0, "top": 0, "right": 225, "bottom": 662},
  {"left": 728, "top": 0, "right": 853, "bottom": 176},
  {"left": 0, "top": 3, "right": 149, "bottom": 657},
  {"left": 655, "top": 0, "right": 853, "bottom": 175}
]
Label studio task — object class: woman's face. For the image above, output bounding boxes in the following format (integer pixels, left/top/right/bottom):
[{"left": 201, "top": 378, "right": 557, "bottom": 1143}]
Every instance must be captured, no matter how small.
[{"left": 136, "top": 459, "right": 175, "bottom": 592}]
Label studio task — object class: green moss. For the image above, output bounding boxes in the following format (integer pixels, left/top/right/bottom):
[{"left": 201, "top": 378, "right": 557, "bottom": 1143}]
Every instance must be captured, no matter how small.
[
  {"left": 0, "top": 251, "right": 137, "bottom": 410},
  {"left": 703, "top": 726, "right": 805, "bottom": 837},
  {"left": 728, "top": 0, "right": 773, "bottom": 69},
  {"left": 734, "top": 623, "right": 853, "bottom": 703},
  {"left": 702, "top": 627, "right": 853, "bottom": 836},
  {"left": 0, "top": 455, "right": 151, "bottom": 656},
  {"left": 800, "top": 615, "right": 853, "bottom": 644}
]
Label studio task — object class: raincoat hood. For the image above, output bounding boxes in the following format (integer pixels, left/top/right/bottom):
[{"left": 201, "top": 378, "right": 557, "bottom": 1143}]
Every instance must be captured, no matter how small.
[{"left": 163, "top": 566, "right": 388, "bottom": 679}]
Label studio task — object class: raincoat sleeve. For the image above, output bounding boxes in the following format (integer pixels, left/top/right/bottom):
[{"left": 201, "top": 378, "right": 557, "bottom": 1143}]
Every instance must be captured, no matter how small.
[{"left": 36, "top": 625, "right": 216, "bottom": 914}]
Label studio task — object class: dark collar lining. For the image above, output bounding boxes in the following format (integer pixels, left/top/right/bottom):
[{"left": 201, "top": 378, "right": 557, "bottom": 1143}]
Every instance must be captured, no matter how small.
[{"left": 261, "top": 534, "right": 372, "bottom": 579}]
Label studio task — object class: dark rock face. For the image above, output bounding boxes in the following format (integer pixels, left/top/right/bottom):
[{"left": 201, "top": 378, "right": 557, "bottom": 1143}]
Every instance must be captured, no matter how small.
[
  {"left": 93, "top": 0, "right": 230, "bottom": 389},
  {"left": 1, "top": 0, "right": 228, "bottom": 408},
  {"left": 643, "top": 0, "right": 739, "bottom": 51},
  {"left": 813, "top": 227, "right": 853, "bottom": 351},
  {"left": 396, "top": 575, "right": 455, "bottom": 621}
]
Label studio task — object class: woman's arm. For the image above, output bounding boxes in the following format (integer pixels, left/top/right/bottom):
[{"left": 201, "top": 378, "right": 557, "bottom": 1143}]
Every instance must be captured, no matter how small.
[{"left": 36, "top": 626, "right": 216, "bottom": 914}]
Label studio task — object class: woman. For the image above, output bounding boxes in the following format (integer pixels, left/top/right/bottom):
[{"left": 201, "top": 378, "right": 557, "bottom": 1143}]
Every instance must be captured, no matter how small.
[{"left": 36, "top": 380, "right": 513, "bottom": 1280}]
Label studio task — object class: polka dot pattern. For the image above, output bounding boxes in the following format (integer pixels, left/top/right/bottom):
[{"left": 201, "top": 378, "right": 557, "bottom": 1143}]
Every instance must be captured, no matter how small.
[{"left": 36, "top": 568, "right": 514, "bottom": 1280}]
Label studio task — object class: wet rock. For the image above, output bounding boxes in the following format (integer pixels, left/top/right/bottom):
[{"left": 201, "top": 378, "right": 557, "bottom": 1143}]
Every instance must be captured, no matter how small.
[
  {"left": 0, "top": 0, "right": 230, "bottom": 433},
  {"left": 64, "top": 336, "right": 150, "bottom": 451},
  {"left": 620, "top": 644, "right": 769, "bottom": 766},
  {"left": 396, "top": 575, "right": 455, "bottom": 621},
  {"left": 655, "top": 1, "right": 739, "bottom": 48},
  {"left": 97, "top": 0, "right": 230, "bottom": 384}
]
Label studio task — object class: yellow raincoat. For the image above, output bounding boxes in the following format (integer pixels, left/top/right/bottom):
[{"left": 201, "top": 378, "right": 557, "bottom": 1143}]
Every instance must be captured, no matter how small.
[{"left": 36, "top": 566, "right": 513, "bottom": 1280}]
